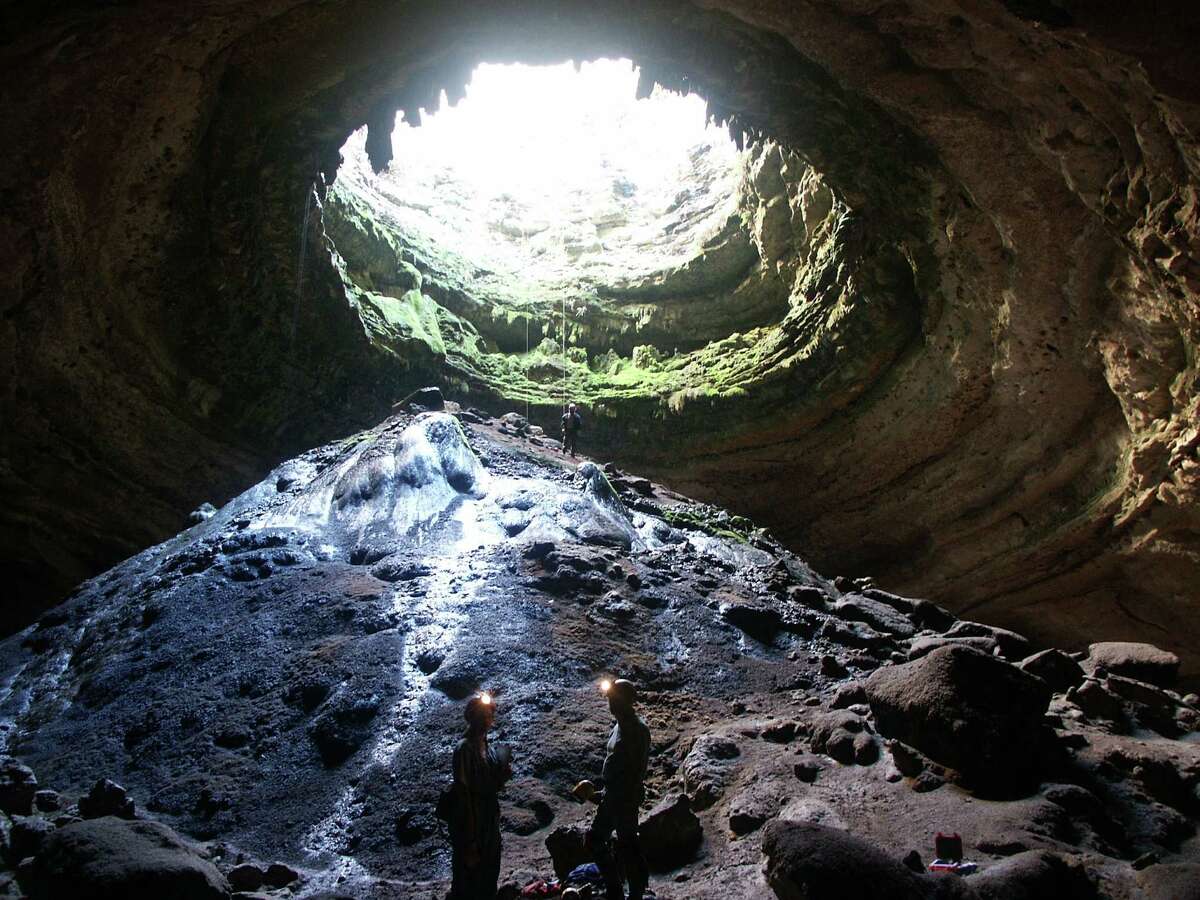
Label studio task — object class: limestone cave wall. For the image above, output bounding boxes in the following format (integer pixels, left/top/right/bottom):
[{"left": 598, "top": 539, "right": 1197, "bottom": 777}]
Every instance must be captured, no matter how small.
[{"left": 1, "top": 0, "right": 1197, "bottom": 675}]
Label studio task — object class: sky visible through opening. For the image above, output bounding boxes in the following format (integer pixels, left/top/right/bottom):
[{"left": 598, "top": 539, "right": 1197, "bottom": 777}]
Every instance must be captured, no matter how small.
[
  {"left": 338, "top": 58, "right": 744, "bottom": 308},
  {"left": 391, "top": 58, "right": 736, "bottom": 207}
]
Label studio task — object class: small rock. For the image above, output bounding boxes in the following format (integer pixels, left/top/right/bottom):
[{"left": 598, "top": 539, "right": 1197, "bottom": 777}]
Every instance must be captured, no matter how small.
[
  {"left": 793, "top": 757, "right": 822, "bottom": 783},
  {"left": 762, "top": 721, "right": 798, "bottom": 744},
  {"left": 415, "top": 649, "right": 445, "bottom": 674},
  {"left": 189, "top": 502, "right": 218, "bottom": 523},
  {"left": 887, "top": 741, "right": 927, "bottom": 778},
  {"left": 1066, "top": 679, "right": 1127, "bottom": 726},
  {"left": 912, "top": 771, "right": 945, "bottom": 793},
  {"left": 819, "top": 656, "right": 847, "bottom": 678},
  {"left": 908, "top": 634, "right": 997, "bottom": 660}
]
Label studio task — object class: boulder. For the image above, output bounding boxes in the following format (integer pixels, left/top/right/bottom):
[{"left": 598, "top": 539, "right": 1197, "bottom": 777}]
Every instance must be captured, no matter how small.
[
  {"left": 681, "top": 735, "right": 740, "bottom": 810},
  {"left": 78, "top": 779, "right": 135, "bottom": 820},
  {"left": 33, "top": 790, "right": 61, "bottom": 813},
  {"left": 908, "top": 635, "right": 997, "bottom": 661},
  {"left": 393, "top": 386, "right": 444, "bottom": 412},
  {"left": 1136, "top": 863, "right": 1200, "bottom": 900},
  {"left": 1085, "top": 642, "right": 1179, "bottom": 688},
  {"left": 0, "top": 759, "right": 37, "bottom": 817},
  {"left": 1018, "top": 649, "right": 1085, "bottom": 693},
  {"left": 228, "top": 863, "right": 265, "bottom": 891},
  {"left": 307, "top": 687, "right": 382, "bottom": 766},
  {"left": 545, "top": 823, "right": 590, "bottom": 880},
  {"left": 810, "top": 712, "right": 876, "bottom": 766},
  {"left": 720, "top": 597, "right": 785, "bottom": 642},
  {"left": 1065, "top": 679, "right": 1127, "bottom": 727},
  {"left": 864, "top": 645, "right": 1052, "bottom": 795},
  {"left": 28, "top": 817, "right": 230, "bottom": 899},
  {"left": 264, "top": 862, "right": 300, "bottom": 888},
  {"left": 830, "top": 682, "right": 867, "bottom": 709},
  {"left": 638, "top": 793, "right": 701, "bottom": 870},
  {"left": 943, "top": 621, "right": 1030, "bottom": 660},
  {"left": 861, "top": 589, "right": 955, "bottom": 631},
  {"left": 728, "top": 779, "right": 786, "bottom": 836},
  {"left": 834, "top": 596, "right": 917, "bottom": 638},
  {"left": 967, "top": 850, "right": 1096, "bottom": 899},
  {"left": 761, "top": 820, "right": 930, "bottom": 899},
  {"left": 8, "top": 817, "right": 55, "bottom": 863}
]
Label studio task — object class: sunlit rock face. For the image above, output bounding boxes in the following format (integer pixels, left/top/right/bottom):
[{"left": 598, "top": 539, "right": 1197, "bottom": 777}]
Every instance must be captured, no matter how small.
[{"left": 1, "top": 0, "right": 1199, "bottom": 677}]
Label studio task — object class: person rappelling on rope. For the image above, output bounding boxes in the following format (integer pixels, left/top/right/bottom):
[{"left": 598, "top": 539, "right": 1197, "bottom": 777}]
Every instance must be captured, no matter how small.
[{"left": 561, "top": 402, "right": 583, "bottom": 458}]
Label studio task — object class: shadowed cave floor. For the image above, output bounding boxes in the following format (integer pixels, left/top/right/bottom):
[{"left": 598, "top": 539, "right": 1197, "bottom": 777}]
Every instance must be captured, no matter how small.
[{"left": 0, "top": 404, "right": 1197, "bottom": 899}]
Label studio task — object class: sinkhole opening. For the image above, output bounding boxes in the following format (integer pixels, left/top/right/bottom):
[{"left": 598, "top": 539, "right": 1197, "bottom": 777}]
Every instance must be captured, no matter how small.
[{"left": 324, "top": 57, "right": 885, "bottom": 452}]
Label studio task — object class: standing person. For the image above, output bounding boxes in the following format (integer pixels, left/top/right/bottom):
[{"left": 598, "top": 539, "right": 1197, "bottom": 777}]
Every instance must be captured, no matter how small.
[
  {"left": 573, "top": 679, "right": 651, "bottom": 900},
  {"left": 448, "top": 692, "right": 512, "bottom": 900},
  {"left": 561, "top": 403, "right": 583, "bottom": 457}
]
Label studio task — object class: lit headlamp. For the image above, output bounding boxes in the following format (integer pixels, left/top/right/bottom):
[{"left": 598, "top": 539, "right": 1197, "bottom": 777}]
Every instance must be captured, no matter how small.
[{"left": 599, "top": 679, "right": 612, "bottom": 694}]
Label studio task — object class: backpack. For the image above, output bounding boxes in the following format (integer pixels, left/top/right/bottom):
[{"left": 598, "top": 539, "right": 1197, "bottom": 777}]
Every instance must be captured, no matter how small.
[{"left": 435, "top": 781, "right": 461, "bottom": 823}]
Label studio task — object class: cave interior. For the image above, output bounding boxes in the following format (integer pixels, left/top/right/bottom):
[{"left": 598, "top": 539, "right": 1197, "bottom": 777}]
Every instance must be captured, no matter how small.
[{"left": 1, "top": 1, "right": 1199, "bottom": 897}]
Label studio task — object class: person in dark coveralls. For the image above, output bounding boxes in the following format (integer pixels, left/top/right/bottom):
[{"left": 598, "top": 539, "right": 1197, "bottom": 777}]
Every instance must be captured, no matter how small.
[
  {"left": 561, "top": 402, "right": 583, "bottom": 457},
  {"left": 573, "top": 678, "right": 651, "bottom": 900},
  {"left": 449, "top": 692, "right": 512, "bottom": 900}
]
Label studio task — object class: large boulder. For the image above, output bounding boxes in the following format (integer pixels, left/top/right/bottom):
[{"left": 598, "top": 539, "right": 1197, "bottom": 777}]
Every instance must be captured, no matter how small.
[
  {"left": 27, "top": 817, "right": 230, "bottom": 900},
  {"left": 1085, "top": 642, "right": 1180, "bottom": 688},
  {"left": 864, "top": 645, "right": 1052, "bottom": 795},
  {"left": 761, "top": 820, "right": 929, "bottom": 900}
]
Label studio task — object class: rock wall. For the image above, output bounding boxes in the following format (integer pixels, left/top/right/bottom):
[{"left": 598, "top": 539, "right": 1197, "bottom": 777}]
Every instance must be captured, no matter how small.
[{"left": 0, "top": 0, "right": 1197, "bottom": 673}]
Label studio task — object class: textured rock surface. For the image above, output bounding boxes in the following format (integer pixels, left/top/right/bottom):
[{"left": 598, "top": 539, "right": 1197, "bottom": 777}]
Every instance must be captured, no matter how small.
[
  {"left": 0, "top": 410, "right": 1196, "bottom": 897},
  {"left": 1, "top": 0, "right": 1199, "bottom": 683},
  {"left": 864, "top": 645, "right": 1052, "bottom": 794},
  {"left": 29, "top": 817, "right": 230, "bottom": 900}
]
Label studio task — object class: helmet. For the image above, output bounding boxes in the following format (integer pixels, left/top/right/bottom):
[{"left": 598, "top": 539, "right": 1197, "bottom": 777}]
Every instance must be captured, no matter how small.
[
  {"left": 465, "top": 692, "right": 494, "bottom": 725},
  {"left": 605, "top": 678, "right": 637, "bottom": 707}
]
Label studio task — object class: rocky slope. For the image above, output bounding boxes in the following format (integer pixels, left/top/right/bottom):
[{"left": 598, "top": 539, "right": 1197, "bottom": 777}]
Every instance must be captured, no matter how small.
[
  {"left": 1, "top": 1, "right": 1199, "bottom": 689},
  {"left": 0, "top": 405, "right": 1197, "bottom": 898}
]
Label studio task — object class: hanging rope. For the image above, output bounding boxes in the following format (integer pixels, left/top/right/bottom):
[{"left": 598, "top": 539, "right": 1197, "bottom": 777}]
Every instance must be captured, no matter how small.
[{"left": 562, "top": 292, "right": 567, "bottom": 412}]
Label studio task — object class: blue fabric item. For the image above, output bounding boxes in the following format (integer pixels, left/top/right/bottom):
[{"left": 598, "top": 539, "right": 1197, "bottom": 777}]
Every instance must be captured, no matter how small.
[{"left": 565, "top": 863, "right": 604, "bottom": 886}]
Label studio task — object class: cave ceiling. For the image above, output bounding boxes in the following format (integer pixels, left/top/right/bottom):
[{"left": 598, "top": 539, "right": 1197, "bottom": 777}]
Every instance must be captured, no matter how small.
[{"left": 1, "top": 0, "right": 1198, "bottom": 676}]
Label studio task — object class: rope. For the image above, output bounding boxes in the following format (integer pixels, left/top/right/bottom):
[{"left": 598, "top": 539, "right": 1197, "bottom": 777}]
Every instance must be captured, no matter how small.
[{"left": 562, "top": 292, "right": 567, "bottom": 412}]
